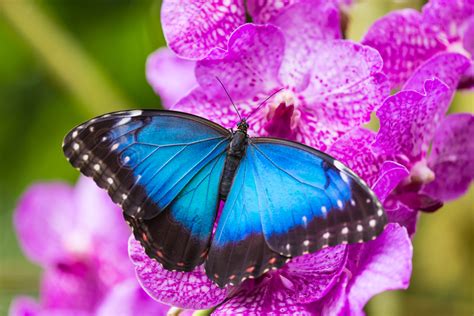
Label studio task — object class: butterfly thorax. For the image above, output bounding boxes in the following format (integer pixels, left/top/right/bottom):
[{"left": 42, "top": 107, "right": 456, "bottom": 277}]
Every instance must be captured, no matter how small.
[{"left": 219, "top": 125, "right": 248, "bottom": 201}]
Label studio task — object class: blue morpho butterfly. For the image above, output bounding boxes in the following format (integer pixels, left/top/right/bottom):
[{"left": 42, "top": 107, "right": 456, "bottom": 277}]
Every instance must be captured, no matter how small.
[{"left": 63, "top": 86, "right": 386, "bottom": 288}]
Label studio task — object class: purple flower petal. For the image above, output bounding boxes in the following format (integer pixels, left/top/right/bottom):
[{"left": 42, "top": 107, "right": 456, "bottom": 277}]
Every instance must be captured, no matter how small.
[
  {"left": 194, "top": 24, "right": 285, "bottom": 102},
  {"left": 403, "top": 52, "right": 470, "bottom": 92},
  {"left": 372, "top": 161, "right": 410, "bottom": 203},
  {"left": 9, "top": 296, "right": 40, "bottom": 316},
  {"left": 423, "top": 113, "right": 474, "bottom": 201},
  {"left": 422, "top": 0, "right": 474, "bottom": 44},
  {"left": 265, "top": 0, "right": 342, "bottom": 91},
  {"left": 373, "top": 161, "right": 410, "bottom": 202},
  {"left": 362, "top": 9, "right": 446, "bottom": 88},
  {"left": 374, "top": 78, "right": 451, "bottom": 161},
  {"left": 161, "top": 0, "right": 245, "bottom": 59},
  {"left": 462, "top": 17, "right": 474, "bottom": 56},
  {"left": 345, "top": 224, "right": 412, "bottom": 313},
  {"left": 297, "top": 40, "right": 389, "bottom": 145},
  {"left": 14, "top": 183, "right": 76, "bottom": 266},
  {"left": 128, "top": 236, "right": 228, "bottom": 310},
  {"left": 74, "top": 176, "right": 128, "bottom": 246},
  {"left": 146, "top": 48, "right": 197, "bottom": 108},
  {"left": 40, "top": 267, "right": 104, "bottom": 312},
  {"left": 96, "top": 280, "right": 170, "bottom": 316},
  {"left": 174, "top": 24, "right": 285, "bottom": 130},
  {"left": 215, "top": 246, "right": 347, "bottom": 314},
  {"left": 384, "top": 198, "right": 419, "bottom": 236},
  {"left": 329, "top": 128, "right": 382, "bottom": 186},
  {"left": 459, "top": 62, "right": 474, "bottom": 90}
]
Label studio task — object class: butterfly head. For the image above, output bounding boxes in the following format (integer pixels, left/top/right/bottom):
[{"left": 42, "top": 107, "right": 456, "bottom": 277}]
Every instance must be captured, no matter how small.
[{"left": 237, "top": 119, "right": 249, "bottom": 133}]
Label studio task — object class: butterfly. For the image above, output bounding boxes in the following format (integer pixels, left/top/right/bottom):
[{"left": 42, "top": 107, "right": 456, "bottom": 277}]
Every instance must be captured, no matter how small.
[{"left": 63, "top": 109, "right": 387, "bottom": 288}]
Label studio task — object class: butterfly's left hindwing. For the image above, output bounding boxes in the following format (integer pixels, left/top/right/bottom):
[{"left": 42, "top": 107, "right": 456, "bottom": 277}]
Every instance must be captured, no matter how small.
[{"left": 63, "top": 110, "right": 231, "bottom": 271}]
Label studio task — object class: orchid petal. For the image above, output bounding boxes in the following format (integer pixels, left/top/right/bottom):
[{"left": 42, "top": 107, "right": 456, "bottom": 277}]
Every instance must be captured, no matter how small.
[
  {"left": 146, "top": 48, "right": 197, "bottom": 108},
  {"left": 128, "top": 237, "right": 228, "bottom": 310},
  {"left": 161, "top": 0, "right": 245, "bottom": 59},
  {"left": 423, "top": 113, "right": 474, "bottom": 201}
]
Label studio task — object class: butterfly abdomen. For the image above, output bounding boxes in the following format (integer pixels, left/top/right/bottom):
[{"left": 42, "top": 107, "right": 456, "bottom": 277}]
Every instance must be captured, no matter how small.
[{"left": 219, "top": 131, "right": 248, "bottom": 200}]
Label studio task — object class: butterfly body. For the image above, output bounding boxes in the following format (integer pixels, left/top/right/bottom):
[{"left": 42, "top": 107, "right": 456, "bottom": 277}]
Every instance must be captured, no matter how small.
[
  {"left": 63, "top": 110, "right": 387, "bottom": 287},
  {"left": 220, "top": 123, "right": 248, "bottom": 200}
]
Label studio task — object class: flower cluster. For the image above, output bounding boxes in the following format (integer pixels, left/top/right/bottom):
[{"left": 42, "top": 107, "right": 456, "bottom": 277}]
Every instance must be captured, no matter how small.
[
  {"left": 10, "top": 0, "right": 473, "bottom": 315},
  {"left": 141, "top": 0, "right": 473, "bottom": 314},
  {"left": 9, "top": 177, "right": 169, "bottom": 316}
]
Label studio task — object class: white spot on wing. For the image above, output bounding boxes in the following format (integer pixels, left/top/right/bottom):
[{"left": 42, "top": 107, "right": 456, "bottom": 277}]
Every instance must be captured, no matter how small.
[
  {"left": 82, "top": 154, "right": 89, "bottom": 161},
  {"left": 341, "top": 227, "right": 349, "bottom": 234},
  {"left": 357, "top": 224, "right": 363, "bottom": 232},
  {"left": 337, "top": 200, "right": 343, "bottom": 209},
  {"left": 117, "top": 117, "right": 131, "bottom": 125},
  {"left": 340, "top": 172, "right": 349, "bottom": 183},
  {"left": 369, "top": 219, "right": 376, "bottom": 227},
  {"left": 111, "top": 143, "right": 119, "bottom": 151},
  {"left": 107, "top": 177, "right": 113, "bottom": 185},
  {"left": 303, "top": 240, "right": 309, "bottom": 246},
  {"left": 377, "top": 209, "right": 384, "bottom": 217},
  {"left": 334, "top": 160, "right": 345, "bottom": 170},
  {"left": 72, "top": 143, "right": 80, "bottom": 151},
  {"left": 323, "top": 232, "right": 330, "bottom": 239},
  {"left": 129, "top": 110, "right": 143, "bottom": 116},
  {"left": 72, "top": 131, "right": 78, "bottom": 138},
  {"left": 93, "top": 164, "right": 100, "bottom": 171}
]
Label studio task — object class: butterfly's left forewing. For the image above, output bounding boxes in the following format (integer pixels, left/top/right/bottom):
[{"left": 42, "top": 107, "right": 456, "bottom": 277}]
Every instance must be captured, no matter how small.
[{"left": 63, "top": 110, "right": 231, "bottom": 271}]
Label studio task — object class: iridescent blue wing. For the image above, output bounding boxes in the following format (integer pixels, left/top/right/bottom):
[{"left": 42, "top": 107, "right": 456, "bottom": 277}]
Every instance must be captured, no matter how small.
[
  {"left": 63, "top": 110, "right": 230, "bottom": 270},
  {"left": 207, "top": 137, "right": 386, "bottom": 287},
  {"left": 206, "top": 154, "right": 288, "bottom": 287}
]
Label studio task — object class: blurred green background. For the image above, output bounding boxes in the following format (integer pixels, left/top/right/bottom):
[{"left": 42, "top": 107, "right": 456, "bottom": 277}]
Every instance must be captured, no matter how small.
[{"left": 0, "top": 0, "right": 472, "bottom": 315}]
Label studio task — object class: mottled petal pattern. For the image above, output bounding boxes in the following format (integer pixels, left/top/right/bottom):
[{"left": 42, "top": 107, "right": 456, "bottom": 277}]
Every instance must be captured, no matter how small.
[
  {"left": 299, "top": 41, "right": 389, "bottom": 142},
  {"left": 146, "top": 48, "right": 197, "bottom": 108},
  {"left": 329, "top": 128, "right": 382, "bottom": 186},
  {"left": 423, "top": 113, "right": 474, "bottom": 201},
  {"left": 269, "top": 0, "right": 342, "bottom": 91},
  {"left": 194, "top": 24, "right": 285, "bottom": 101},
  {"left": 372, "top": 161, "right": 410, "bottom": 203},
  {"left": 362, "top": 9, "right": 446, "bottom": 87},
  {"left": 384, "top": 198, "right": 419, "bottom": 236},
  {"left": 345, "top": 224, "right": 412, "bottom": 313},
  {"left": 374, "top": 78, "right": 451, "bottom": 161},
  {"left": 128, "top": 237, "right": 228, "bottom": 309},
  {"left": 161, "top": 0, "right": 245, "bottom": 59},
  {"left": 403, "top": 52, "right": 470, "bottom": 92},
  {"left": 422, "top": 0, "right": 474, "bottom": 43}
]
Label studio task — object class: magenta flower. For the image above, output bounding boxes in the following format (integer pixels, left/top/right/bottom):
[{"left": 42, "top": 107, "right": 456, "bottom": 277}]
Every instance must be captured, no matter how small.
[
  {"left": 150, "top": 0, "right": 350, "bottom": 109},
  {"left": 331, "top": 52, "right": 473, "bottom": 235},
  {"left": 160, "top": 0, "right": 348, "bottom": 60},
  {"left": 130, "top": 222, "right": 411, "bottom": 315},
  {"left": 170, "top": 24, "right": 388, "bottom": 151},
  {"left": 10, "top": 177, "right": 168, "bottom": 316},
  {"left": 362, "top": 0, "right": 474, "bottom": 88},
  {"left": 128, "top": 164, "right": 412, "bottom": 313}
]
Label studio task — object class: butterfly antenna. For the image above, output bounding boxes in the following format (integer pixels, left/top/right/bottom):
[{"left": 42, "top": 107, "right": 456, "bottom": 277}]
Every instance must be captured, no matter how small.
[
  {"left": 246, "top": 88, "right": 284, "bottom": 119},
  {"left": 215, "top": 76, "right": 242, "bottom": 121}
]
